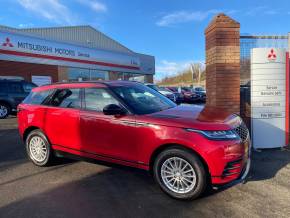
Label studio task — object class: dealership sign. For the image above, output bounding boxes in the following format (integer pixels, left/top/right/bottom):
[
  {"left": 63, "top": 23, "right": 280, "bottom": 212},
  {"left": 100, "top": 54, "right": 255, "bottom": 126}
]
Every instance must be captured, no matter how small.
[
  {"left": 0, "top": 30, "right": 140, "bottom": 72},
  {"left": 251, "top": 48, "right": 289, "bottom": 149}
]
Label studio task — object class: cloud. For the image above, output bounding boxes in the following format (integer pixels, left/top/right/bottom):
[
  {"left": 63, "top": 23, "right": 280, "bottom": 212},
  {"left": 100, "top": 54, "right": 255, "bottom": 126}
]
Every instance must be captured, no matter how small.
[
  {"left": 264, "top": 10, "right": 278, "bottom": 15},
  {"left": 17, "top": 0, "right": 76, "bottom": 25},
  {"left": 77, "top": 0, "right": 107, "bottom": 12},
  {"left": 246, "top": 6, "right": 279, "bottom": 16},
  {"left": 18, "top": 23, "right": 34, "bottom": 28},
  {"left": 156, "top": 10, "right": 220, "bottom": 27},
  {"left": 156, "top": 7, "right": 282, "bottom": 27},
  {"left": 156, "top": 9, "right": 240, "bottom": 27},
  {"left": 155, "top": 60, "right": 195, "bottom": 80}
]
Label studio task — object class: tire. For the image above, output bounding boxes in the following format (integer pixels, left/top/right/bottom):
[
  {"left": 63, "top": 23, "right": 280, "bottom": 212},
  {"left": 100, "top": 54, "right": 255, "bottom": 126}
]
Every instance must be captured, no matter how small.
[
  {"left": 153, "top": 148, "right": 207, "bottom": 200},
  {"left": 26, "top": 129, "right": 54, "bottom": 166},
  {"left": 0, "top": 102, "right": 11, "bottom": 119}
]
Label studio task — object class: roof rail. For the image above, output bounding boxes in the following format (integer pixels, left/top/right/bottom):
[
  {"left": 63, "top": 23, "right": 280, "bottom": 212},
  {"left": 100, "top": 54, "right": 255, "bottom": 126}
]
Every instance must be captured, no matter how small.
[
  {"left": 51, "top": 80, "right": 144, "bottom": 86},
  {"left": 0, "top": 77, "right": 25, "bottom": 81}
]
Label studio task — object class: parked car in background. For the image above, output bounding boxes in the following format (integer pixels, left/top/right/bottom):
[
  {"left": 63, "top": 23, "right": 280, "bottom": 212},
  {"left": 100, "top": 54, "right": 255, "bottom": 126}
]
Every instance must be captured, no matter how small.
[
  {"left": 180, "top": 87, "right": 199, "bottom": 103},
  {"left": 0, "top": 79, "right": 37, "bottom": 118},
  {"left": 166, "top": 87, "right": 184, "bottom": 104},
  {"left": 18, "top": 81, "right": 251, "bottom": 200},
  {"left": 145, "top": 83, "right": 177, "bottom": 103},
  {"left": 192, "top": 86, "right": 206, "bottom": 102}
]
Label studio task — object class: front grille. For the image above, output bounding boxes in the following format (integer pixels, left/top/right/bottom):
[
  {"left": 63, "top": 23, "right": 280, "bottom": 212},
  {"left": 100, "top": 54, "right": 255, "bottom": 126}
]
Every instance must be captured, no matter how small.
[{"left": 234, "top": 122, "right": 249, "bottom": 142}]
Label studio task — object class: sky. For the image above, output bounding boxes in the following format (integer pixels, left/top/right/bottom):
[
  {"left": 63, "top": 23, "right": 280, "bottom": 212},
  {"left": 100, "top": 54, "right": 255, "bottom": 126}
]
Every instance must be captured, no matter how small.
[{"left": 0, "top": 0, "right": 290, "bottom": 80}]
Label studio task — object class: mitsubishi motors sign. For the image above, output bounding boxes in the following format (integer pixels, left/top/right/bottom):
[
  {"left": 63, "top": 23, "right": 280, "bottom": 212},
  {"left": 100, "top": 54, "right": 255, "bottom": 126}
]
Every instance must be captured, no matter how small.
[
  {"left": 251, "top": 48, "right": 289, "bottom": 149},
  {"left": 2, "top": 37, "right": 14, "bottom": 47},
  {"left": 0, "top": 30, "right": 140, "bottom": 72}
]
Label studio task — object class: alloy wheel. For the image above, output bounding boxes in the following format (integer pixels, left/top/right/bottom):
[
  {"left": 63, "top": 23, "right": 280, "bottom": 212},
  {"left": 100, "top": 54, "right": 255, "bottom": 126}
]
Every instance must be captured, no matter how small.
[
  {"left": 161, "top": 157, "right": 197, "bottom": 194},
  {"left": 0, "top": 105, "right": 8, "bottom": 118},
  {"left": 29, "top": 136, "right": 48, "bottom": 162}
]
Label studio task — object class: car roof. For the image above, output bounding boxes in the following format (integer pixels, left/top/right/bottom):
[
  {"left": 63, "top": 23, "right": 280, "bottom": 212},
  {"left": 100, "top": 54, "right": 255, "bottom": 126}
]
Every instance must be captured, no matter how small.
[
  {"left": 0, "top": 79, "right": 25, "bottom": 83},
  {"left": 33, "top": 80, "right": 142, "bottom": 92}
]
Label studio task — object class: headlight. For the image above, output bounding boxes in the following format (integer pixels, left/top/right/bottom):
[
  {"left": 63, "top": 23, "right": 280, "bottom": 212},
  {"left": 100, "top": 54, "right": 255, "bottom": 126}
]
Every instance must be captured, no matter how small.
[{"left": 185, "top": 129, "right": 239, "bottom": 140}]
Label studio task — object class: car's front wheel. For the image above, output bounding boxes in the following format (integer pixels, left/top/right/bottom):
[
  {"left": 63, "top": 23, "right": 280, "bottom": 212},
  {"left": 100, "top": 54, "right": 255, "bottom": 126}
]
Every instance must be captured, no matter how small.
[
  {"left": 26, "top": 129, "right": 54, "bottom": 166},
  {"left": 153, "top": 148, "right": 207, "bottom": 200},
  {"left": 0, "top": 103, "right": 10, "bottom": 119}
]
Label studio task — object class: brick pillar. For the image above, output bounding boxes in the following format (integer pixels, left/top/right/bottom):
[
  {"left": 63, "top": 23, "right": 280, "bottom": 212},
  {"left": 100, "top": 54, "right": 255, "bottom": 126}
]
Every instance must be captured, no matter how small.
[
  {"left": 205, "top": 13, "right": 240, "bottom": 114},
  {"left": 145, "top": 75, "right": 153, "bottom": 83}
]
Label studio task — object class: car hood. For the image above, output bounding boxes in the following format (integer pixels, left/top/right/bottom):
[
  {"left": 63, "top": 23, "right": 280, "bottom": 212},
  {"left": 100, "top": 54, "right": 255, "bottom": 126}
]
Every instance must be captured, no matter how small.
[{"left": 141, "top": 105, "right": 241, "bottom": 130}]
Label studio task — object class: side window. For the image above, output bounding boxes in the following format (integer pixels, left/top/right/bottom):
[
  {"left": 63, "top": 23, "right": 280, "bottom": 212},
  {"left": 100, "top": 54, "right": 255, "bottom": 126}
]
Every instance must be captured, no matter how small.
[
  {"left": 23, "top": 89, "right": 53, "bottom": 105},
  {"left": 0, "top": 82, "right": 7, "bottom": 93},
  {"left": 50, "top": 88, "right": 81, "bottom": 108},
  {"left": 22, "top": 82, "right": 37, "bottom": 92},
  {"left": 84, "top": 88, "right": 119, "bottom": 111},
  {"left": 9, "top": 82, "right": 23, "bottom": 93}
]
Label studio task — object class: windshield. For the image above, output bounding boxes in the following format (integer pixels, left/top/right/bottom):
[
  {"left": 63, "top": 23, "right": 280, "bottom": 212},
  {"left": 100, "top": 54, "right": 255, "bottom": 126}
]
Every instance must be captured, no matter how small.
[
  {"left": 195, "top": 87, "right": 205, "bottom": 91},
  {"left": 158, "top": 87, "right": 171, "bottom": 92},
  {"left": 111, "top": 84, "right": 176, "bottom": 115},
  {"left": 182, "top": 87, "right": 191, "bottom": 92},
  {"left": 169, "top": 87, "right": 177, "bottom": 92}
]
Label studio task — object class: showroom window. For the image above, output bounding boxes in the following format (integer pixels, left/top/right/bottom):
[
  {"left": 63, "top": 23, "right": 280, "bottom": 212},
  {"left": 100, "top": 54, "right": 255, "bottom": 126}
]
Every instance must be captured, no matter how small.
[
  {"left": 68, "top": 67, "right": 108, "bottom": 81},
  {"left": 109, "top": 72, "right": 145, "bottom": 82}
]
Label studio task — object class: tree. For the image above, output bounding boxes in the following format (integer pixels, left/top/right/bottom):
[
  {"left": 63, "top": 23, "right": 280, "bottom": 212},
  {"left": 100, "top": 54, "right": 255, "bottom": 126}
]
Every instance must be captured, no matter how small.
[{"left": 157, "top": 62, "right": 205, "bottom": 86}]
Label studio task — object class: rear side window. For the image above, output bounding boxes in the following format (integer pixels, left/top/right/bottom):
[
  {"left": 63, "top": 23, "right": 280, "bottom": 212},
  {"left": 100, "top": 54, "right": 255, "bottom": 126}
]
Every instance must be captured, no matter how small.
[
  {"left": 84, "top": 88, "right": 119, "bottom": 111},
  {"left": 50, "top": 88, "right": 81, "bottom": 109},
  {"left": 0, "top": 82, "right": 7, "bottom": 93},
  {"left": 23, "top": 89, "right": 53, "bottom": 105},
  {"left": 22, "top": 82, "right": 37, "bottom": 92},
  {"left": 8, "top": 82, "right": 23, "bottom": 93}
]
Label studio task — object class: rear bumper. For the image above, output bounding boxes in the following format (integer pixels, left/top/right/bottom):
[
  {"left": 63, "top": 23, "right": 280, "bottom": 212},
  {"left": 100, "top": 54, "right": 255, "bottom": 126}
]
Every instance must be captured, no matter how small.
[{"left": 184, "top": 96, "right": 199, "bottom": 102}]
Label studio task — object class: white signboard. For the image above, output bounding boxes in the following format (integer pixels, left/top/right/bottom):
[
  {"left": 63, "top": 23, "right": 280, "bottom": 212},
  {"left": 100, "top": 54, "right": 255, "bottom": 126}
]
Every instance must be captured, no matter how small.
[
  {"left": 32, "top": 76, "right": 52, "bottom": 86},
  {"left": 0, "top": 30, "right": 141, "bottom": 73},
  {"left": 251, "top": 48, "right": 288, "bottom": 149}
]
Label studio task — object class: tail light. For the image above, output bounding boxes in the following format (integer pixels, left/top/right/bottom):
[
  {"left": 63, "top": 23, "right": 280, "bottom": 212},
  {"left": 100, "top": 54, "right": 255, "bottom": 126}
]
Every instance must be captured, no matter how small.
[{"left": 17, "top": 105, "right": 25, "bottom": 113}]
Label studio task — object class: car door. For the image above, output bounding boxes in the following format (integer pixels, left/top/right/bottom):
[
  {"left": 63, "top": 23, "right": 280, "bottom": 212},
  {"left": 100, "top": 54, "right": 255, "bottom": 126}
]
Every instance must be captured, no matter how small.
[
  {"left": 44, "top": 88, "right": 82, "bottom": 151},
  {"left": 80, "top": 87, "right": 139, "bottom": 163}
]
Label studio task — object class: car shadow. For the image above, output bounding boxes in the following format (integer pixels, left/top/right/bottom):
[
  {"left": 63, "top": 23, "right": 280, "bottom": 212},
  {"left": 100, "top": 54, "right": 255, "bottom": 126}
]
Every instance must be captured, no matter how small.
[
  {"left": 0, "top": 129, "right": 26, "bottom": 169},
  {"left": 0, "top": 127, "right": 76, "bottom": 170},
  {"left": 246, "top": 147, "right": 290, "bottom": 182},
  {"left": 0, "top": 165, "right": 234, "bottom": 218},
  {"left": 1, "top": 149, "right": 290, "bottom": 218}
]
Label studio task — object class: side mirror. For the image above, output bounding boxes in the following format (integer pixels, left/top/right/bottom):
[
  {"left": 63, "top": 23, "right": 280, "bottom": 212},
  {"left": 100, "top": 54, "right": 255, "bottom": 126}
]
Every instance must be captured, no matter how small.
[{"left": 103, "top": 104, "right": 126, "bottom": 116}]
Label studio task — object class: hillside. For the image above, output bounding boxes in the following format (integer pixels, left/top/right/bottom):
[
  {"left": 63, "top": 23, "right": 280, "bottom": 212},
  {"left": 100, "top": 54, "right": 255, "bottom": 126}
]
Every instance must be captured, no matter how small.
[{"left": 157, "top": 63, "right": 206, "bottom": 86}]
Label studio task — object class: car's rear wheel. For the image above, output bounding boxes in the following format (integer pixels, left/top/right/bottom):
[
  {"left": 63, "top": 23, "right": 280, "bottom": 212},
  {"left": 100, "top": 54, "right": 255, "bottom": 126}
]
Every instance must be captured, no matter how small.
[
  {"left": 26, "top": 129, "right": 54, "bottom": 166},
  {"left": 153, "top": 148, "right": 207, "bottom": 200},
  {"left": 0, "top": 103, "right": 10, "bottom": 119}
]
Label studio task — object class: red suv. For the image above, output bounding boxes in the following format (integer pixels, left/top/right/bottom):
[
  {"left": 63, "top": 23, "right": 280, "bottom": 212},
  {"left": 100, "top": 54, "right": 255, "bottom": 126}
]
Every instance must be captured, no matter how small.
[{"left": 18, "top": 81, "right": 251, "bottom": 200}]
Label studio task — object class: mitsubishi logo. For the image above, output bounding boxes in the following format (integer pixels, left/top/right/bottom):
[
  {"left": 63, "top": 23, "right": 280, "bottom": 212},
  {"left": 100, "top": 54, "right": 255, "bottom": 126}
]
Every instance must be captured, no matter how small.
[
  {"left": 267, "top": 49, "right": 276, "bottom": 61},
  {"left": 2, "top": 37, "right": 14, "bottom": 47}
]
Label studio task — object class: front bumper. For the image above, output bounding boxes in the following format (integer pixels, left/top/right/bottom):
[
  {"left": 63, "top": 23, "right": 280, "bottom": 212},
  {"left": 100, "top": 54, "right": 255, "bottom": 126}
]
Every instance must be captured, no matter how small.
[
  {"left": 213, "top": 154, "right": 251, "bottom": 189},
  {"left": 211, "top": 138, "right": 251, "bottom": 185}
]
